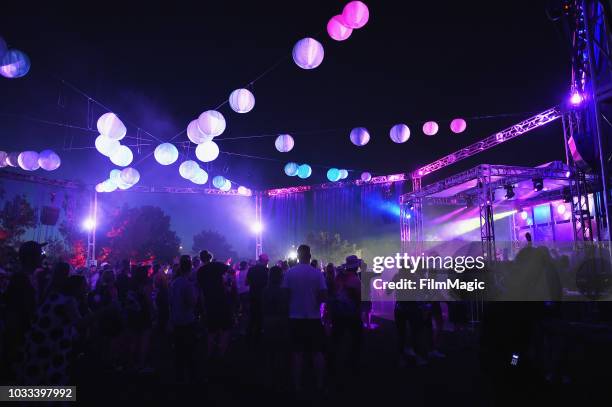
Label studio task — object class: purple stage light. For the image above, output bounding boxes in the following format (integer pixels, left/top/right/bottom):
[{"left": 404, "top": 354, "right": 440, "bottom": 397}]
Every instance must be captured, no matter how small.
[
  {"left": 520, "top": 211, "right": 529, "bottom": 220},
  {"left": 82, "top": 218, "right": 96, "bottom": 231},
  {"left": 557, "top": 204, "right": 566, "bottom": 215},
  {"left": 569, "top": 92, "right": 583, "bottom": 106},
  {"left": 251, "top": 221, "right": 263, "bottom": 234}
]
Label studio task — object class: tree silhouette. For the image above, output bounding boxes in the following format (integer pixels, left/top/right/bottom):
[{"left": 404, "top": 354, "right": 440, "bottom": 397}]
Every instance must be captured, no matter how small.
[
  {"left": 306, "top": 231, "right": 361, "bottom": 265},
  {"left": 0, "top": 194, "right": 37, "bottom": 246},
  {"left": 192, "top": 229, "right": 238, "bottom": 263}
]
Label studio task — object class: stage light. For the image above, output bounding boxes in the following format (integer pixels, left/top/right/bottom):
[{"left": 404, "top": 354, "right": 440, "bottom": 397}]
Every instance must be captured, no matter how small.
[
  {"left": 520, "top": 211, "right": 529, "bottom": 220},
  {"left": 532, "top": 178, "right": 544, "bottom": 192},
  {"left": 504, "top": 184, "right": 515, "bottom": 199},
  {"left": 570, "top": 92, "right": 583, "bottom": 106},
  {"left": 251, "top": 222, "right": 263, "bottom": 234},
  {"left": 565, "top": 170, "right": 571, "bottom": 178},
  {"left": 288, "top": 250, "right": 297, "bottom": 260},
  {"left": 82, "top": 218, "right": 96, "bottom": 230},
  {"left": 557, "top": 204, "right": 566, "bottom": 215}
]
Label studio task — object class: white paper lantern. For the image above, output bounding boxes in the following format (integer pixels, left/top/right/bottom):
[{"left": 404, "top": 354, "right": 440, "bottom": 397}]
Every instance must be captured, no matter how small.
[
  {"left": 154, "top": 143, "right": 179, "bottom": 165},
  {"left": 284, "top": 162, "right": 299, "bottom": 176},
  {"left": 6, "top": 152, "right": 19, "bottom": 167},
  {"left": 275, "top": 134, "right": 294, "bottom": 152},
  {"left": 212, "top": 175, "right": 227, "bottom": 189},
  {"left": 103, "top": 179, "right": 118, "bottom": 192},
  {"left": 423, "top": 121, "right": 439, "bottom": 136},
  {"left": 197, "top": 110, "right": 226, "bottom": 137},
  {"left": 187, "top": 119, "right": 213, "bottom": 144},
  {"left": 229, "top": 88, "right": 255, "bottom": 114},
  {"left": 38, "top": 150, "right": 61, "bottom": 171},
  {"left": 95, "top": 183, "right": 105, "bottom": 193},
  {"left": 191, "top": 168, "right": 209, "bottom": 185},
  {"left": 110, "top": 145, "right": 133, "bottom": 167},
  {"left": 450, "top": 118, "right": 467, "bottom": 134},
  {"left": 0, "top": 151, "right": 7, "bottom": 168},
  {"left": 350, "top": 127, "right": 370, "bottom": 146},
  {"left": 339, "top": 169, "right": 349, "bottom": 179},
  {"left": 327, "top": 15, "right": 353, "bottom": 41},
  {"left": 95, "top": 134, "right": 120, "bottom": 157},
  {"left": 179, "top": 160, "right": 200, "bottom": 180},
  {"left": 389, "top": 124, "right": 410, "bottom": 143},
  {"left": 292, "top": 37, "right": 324, "bottom": 70},
  {"left": 237, "top": 186, "right": 251, "bottom": 195},
  {"left": 342, "top": 1, "right": 370, "bottom": 29},
  {"left": 361, "top": 172, "right": 372, "bottom": 182},
  {"left": 116, "top": 179, "right": 132, "bottom": 190},
  {"left": 220, "top": 179, "right": 232, "bottom": 191},
  {"left": 109, "top": 169, "right": 122, "bottom": 184},
  {"left": 297, "top": 164, "right": 312, "bottom": 179},
  {"left": 18, "top": 151, "right": 40, "bottom": 171},
  {"left": 195, "top": 140, "right": 220, "bottom": 162},
  {"left": 120, "top": 167, "right": 140, "bottom": 185},
  {"left": 97, "top": 112, "right": 126, "bottom": 141}
]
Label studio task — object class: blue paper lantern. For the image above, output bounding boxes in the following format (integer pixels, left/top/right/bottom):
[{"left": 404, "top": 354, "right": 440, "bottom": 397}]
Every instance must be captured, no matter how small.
[
  {"left": 297, "top": 164, "right": 312, "bottom": 179},
  {"left": 213, "top": 175, "right": 227, "bottom": 189},
  {"left": 284, "top": 162, "right": 299, "bottom": 176},
  {"left": 0, "top": 49, "right": 31, "bottom": 79},
  {"left": 327, "top": 168, "right": 341, "bottom": 182},
  {"left": 339, "top": 169, "right": 349, "bottom": 179}
]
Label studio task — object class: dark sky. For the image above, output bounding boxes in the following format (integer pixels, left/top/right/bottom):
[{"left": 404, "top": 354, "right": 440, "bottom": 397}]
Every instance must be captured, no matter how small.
[{"left": 0, "top": 1, "right": 573, "bottom": 252}]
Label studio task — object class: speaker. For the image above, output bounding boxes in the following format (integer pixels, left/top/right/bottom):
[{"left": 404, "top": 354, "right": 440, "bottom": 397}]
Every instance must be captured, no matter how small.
[{"left": 40, "top": 206, "right": 60, "bottom": 226}]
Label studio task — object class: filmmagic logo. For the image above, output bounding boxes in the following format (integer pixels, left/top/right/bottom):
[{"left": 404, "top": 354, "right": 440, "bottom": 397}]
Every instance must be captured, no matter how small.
[
  {"left": 371, "top": 253, "right": 485, "bottom": 274},
  {"left": 372, "top": 277, "right": 486, "bottom": 292}
]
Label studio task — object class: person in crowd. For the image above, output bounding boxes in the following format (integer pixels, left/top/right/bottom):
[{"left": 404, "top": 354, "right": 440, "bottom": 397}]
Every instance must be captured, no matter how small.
[
  {"left": 198, "top": 250, "right": 232, "bottom": 358},
  {"left": 170, "top": 255, "right": 198, "bottom": 383},
  {"left": 322, "top": 263, "right": 336, "bottom": 334},
  {"left": 360, "top": 261, "right": 375, "bottom": 330},
  {"left": 281, "top": 244, "right": 327, "bottom": 392},
  {"left": 115, "top": 259, "right": 131, "bottom": 302},
  {"left": 310, "top": 259, "right": 319, "bottom": 270},
  {"left": 153, "top": 265, "right": 170, "bottom": 334},
  {"left": 246, "top": 253, "right": 269, "bottom": 347},
  {"left": 125, "top": 266, "right": 153, "bottom": 371},
  {"left": 262, "top": 265, "right": 289, "bottom": 390},
  {"left": 235, "top": 260, "right": 250, "bottom": 335}
]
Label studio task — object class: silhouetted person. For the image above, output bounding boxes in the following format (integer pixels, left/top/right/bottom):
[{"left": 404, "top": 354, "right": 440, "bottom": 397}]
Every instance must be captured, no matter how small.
[{"left": 246, "top": 253, "right": 269, "bottom": 346}]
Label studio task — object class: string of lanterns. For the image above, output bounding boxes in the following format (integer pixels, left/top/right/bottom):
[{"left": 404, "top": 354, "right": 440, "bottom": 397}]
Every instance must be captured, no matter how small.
[
  {"left": 0, "top": 36, "right": 31, "bottom": 79},
  {"left": 0, "top": 149, "right": 61, "bottom": 171}
]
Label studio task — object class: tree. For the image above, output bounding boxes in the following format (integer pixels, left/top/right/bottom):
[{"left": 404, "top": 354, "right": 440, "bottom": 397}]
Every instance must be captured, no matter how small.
[
  {"left": 306, "top": 231, "right": 362, "bottom": 265},
  {"left": 0, "top": 194, "right": 37, "bottom": 246},
  {"left": 58, "top": 192, "right": 89, "bottom": 266},
  {"left": 98, "top": 204, "right": 180, "bottom": 263},
  {"left": 192, "top": 229, "right": 238, "bottom": 263}
]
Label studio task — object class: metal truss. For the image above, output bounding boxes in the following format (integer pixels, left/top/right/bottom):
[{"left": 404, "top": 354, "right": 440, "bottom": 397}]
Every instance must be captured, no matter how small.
[
  {"left": 265, "top": 173, "right": 408, "bottom": 196},
  {"left": 120, "top": 185, "right": 253, "bottom": 196},
  {"left": 254, "top": 193, "right": 263, "bottom": 258},
  {"left": 0, "top": 170, "right": 84, "bottom": 189}
]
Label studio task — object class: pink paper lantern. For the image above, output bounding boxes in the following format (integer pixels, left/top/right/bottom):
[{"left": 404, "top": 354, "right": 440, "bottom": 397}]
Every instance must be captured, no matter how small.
[
  {"left": 327, "top": 15, "right": 353, "bottom": 41},
  {"left": 342, "top": 1, "right": 370, "bottom": 29},
  {"left": 422, "top": 121, "right": 439, "bottom": 136},
  {"left": 292, "top": 38, "right": 324, "bottom": 70},
  {"left": 450, "top": 118, "right": 467, "bottom": 134}
]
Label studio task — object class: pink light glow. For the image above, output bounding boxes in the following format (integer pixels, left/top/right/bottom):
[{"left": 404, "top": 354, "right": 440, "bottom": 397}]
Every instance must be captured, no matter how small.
[
  {"left": 556, "top": 204, "right": 566, "bottom": 215},
  {"left": 570, "top": 92, "right": 583, "bottom": 105},
  {"left": 422, "top": 121, "right": 439, "bottom": 136},
  {"left": 450, "top": 118, "right": 467, "bottom": 134},
  {"left": 520, "top": 211, "right": 529, "bottom": 220},
  {"left": 327, "top": 15, "right": 353, "bottom": 41},
  {"left": 342, "top": 1, "right": 370, "bottom": 29}
]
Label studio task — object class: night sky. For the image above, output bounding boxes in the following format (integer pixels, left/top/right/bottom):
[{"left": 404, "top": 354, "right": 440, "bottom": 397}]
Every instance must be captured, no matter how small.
[{"left": 0, "top": 1, "right": 572, "bottom": 253}]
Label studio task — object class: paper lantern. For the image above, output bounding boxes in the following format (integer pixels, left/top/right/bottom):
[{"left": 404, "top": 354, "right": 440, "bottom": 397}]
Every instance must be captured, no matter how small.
[
  {"left": 423, "top": 121, "right": 439, "bottom": 136},
  {"left": 120, "top": 167, "right": 140, "bottom": 185},
  {"left": 116, "top": 179, "right": 132, "bottom": 190},
  {"left": 342, "top": 1, "right": 370, "bottom": 29},
  {"left": 109, "top": 169, "right": 122, "bottom": 184},
  {"left": 197, "top": 110, "right": 226, "bottom": 137},
  {"left": 191, "top": 168, "right": 209, "bottom": 185},
  {"left": 361, "top": 172, "right": 372, "bottom": 182},
  {"left": 187, "top": 119, "right": 213, "bottom": 145},
  {"left": 327, "top": 15, "right": 353, "bottom": 41},
  {"left": 275, "top": 134, "right": 294, "bottom": 152},
  {"left": 195, "top": 140, "right": 220, "bottom": 162},
  {"left": 6, "top": 152, "right": 19, "bottom": 167},
  {"left": 179, "top": 160, "right": 200, "bottom": 180},
  {"left": 212, "top": 175, "right": 227, "bottom": 189},
  {"left": 229, "top": 88, "right": 255, "bottom": 114},
  {"left": 327, "top": 168, "right": 341, "bottom": 182},
  {"left": 390, "top": 124, "right": 410, "bottom": 143},
  {"left": 284, "top": 162, "right": 299, "bottom": 176},
  {"left": 110, "top": 145, "right": 133, "bottom": 167},
  {"left": 0, "top": 151, "right": 7, "bottom": 168},
  {"left": 97, "top": 113, "right": 126, "bottom": 141},
  {"left": 0, "top": 49, "right": 31, "bottom": 79},
  {"left": 297, "top": 164, "right": 312, "bottom": 179},
  {"left": 18, "top": 151, "right": 40, "bottom": 171},
  {"left": 350, "top": 127, "right": 370, "bottom": 146},
  {"left": 237, "top": 186, "right": 251, "bottom": 196},
  {"left": 220, "top": 179, "right": 232, "bottom": 191},
  {"left": 450, "top": 118, "right": 467, "bottom": 134},
  {"left": 95, "top": 183, "right": 105, "bottom": 193},
  {"left": 95, "top": 134, "right": 120, "bottom": 157},
  {"left": 292, "top": 38, "right": 324, "bottom": 70},
  {"left": 37, "top": 150, "right": 61, "bottom": 171},
  {"left": 104, "top": 179, "right": 119, "bottom": 192},
  {"left": 339, "top": 169, "right": 349, "bottom": 179},
  {"left": 154, "top": 143, "right": 179, "bottom": 165}
]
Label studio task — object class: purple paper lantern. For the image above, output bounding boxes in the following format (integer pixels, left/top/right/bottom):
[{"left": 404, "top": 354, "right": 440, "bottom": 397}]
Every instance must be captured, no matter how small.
[
  {"left": 327, "top": 15, "right": 353, "bottom": 41},
  {"left": 187, "top": 119, "right": 213, "bottom": 144},
  {"left": 292, "top": 38, "right": 324, "bottom": 70},
  {"left": 423, "top": 121, "right": 439, "bottom": 136},
  {"left": 342, "top": 1, "right": 370, "bottom": 29},
  {"left": 350, "top": 127, "right": 370, "bottom": 146},
  {"left": 0, "top": 49, "right": 31, "bottom": 79},
  {"left": 0, "top": 151, "right": 7, "bottom": 168},
  {"left": 229, "top": 88, "right": 255, "bottom": 114},
  {"left": 361, "top": 172, "right": 372, "bottom": 182},
  {"left": 6, "top": 152, "right": 19, "bottom": 167},
  {"left": 389, "top": 124, "right": 410, "bottom": 143},
  {"left": 450, "top": 118, "right": 467, "bottom": 134},
  {"left": 18, "top": 151, "right": 39, "bottom": 171},
  {"left": 38, "top": 150, "right": 61, "bottom": 171},
  {"left": 275, "top": 134, "right": 295, "bottom": 152}
]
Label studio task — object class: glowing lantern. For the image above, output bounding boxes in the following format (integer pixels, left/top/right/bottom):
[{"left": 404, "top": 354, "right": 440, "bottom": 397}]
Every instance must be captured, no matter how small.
[
  {"left": 120, "top": 167, "right": 140, "bottom": 185},
  {"left": 237, "top": 186, "right": 251, "bottom": 196},
  {"left": 191, "top": 168, "right": 209, "bottom": 185},
  {"left": 390, "top": 124, "right": 410, "bottom": 143},
  {"left": 187, "top": 120, "right": 213, "bottom": 144},
  {"left": 327, "top": 15, "right": 352, "bottom": 41},
  {"left": 361, "top": 172, "right": 372, "bottom": 182},
  {"left": 422, "top": 121, "right": 439, "bottom": 136},
  {"left": 102, "top": 179, "right": 118, "bottom": 192},
  {"left": 327, "top": 168, "right": 341, "bottom": 182},
  {"left": 6, "top": 152, "right": 19, "bottom": 167},
  {"left": 450, "top": 118, "right": 467, "bottom": 134},
  {"left": 179, "top": 160, "right": 200, "bottom": 180},
  {"left": 38, "top": 150, "right": 61, "bottom": 171},
  {"left": 0, "top": 50, "right": 31, "bottom": 79},
  {"left": 197, "top": 110, "right": 226, "bottom": 137},
  {"left": 292, "top": 37, "right": 324, "bottom": 70},
  {"left": 154, "top": 143, "right": 179, "bottom": 165},
  {"left": 297, "top": 164, "right": 312, "bottom": 179},
  {"left": 18, "top": 151, "right": 39, "bottom": 171},
  {"left": 350, "top": 127, "right": 370, "bottom": 146},
  {"left": 0, "top": 151, "right": 7, "bottom": 168},
  {"left": 220, "top": 179, "right": 232, "bottom": 191},
  {"left": 95, "top": 134, "right": 120, "bottom": 157},
  {"left": 229, "top": 88, "right": 255, "bottom": 114},
  {"left": 97, "top": 112, "right": 126, "bottom": 141},
  {"left": 213, "top": 175, "right": 227, "bottom": 189},
  {"left": 339, "top": 169, "right": 349, "bottom": 179},
  {"left": 95, "top": 183, "right": 105, "bottom": 193},
  {"left": 342, "top": 1, "right": 370, "bottom": 29},
  {"left": 110, "top": 169, "right": 122, "bottom": 184},
  {"left": 275, "top": 134, "right": 294, "bottom": 152},
  {"left": 195, "top": 140, "right": 220, "bottom": 162},
  {"left": 110, "top": 145, "right": 133, "bottom": 167},
  {"left": 284, "top": 162, "right": 299, "bottom": 176}
]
